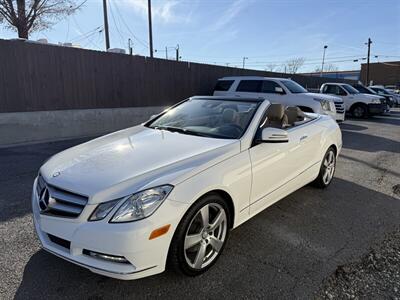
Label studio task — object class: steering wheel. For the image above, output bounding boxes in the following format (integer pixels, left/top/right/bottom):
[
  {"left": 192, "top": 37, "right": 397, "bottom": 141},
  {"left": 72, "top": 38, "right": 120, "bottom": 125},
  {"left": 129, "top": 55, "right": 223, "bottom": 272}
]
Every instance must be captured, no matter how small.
[{"left": 217, "top": 124, "right": 242, "bottom": 138}]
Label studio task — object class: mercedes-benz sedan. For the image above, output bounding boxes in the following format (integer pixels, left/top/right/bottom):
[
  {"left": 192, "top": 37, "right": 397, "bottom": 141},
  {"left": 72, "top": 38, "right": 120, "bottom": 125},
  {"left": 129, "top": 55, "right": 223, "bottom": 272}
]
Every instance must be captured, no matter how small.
[{"left": 32, "top": 96, "right": 342, "bottom": 280}]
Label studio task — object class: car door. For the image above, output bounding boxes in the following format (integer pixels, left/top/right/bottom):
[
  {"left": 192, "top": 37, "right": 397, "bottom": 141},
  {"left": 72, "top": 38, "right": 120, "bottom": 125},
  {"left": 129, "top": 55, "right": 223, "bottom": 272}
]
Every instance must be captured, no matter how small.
[
  {"left": 323, "top": 85, "right": 352, "bottom": 111},
  {"left": 248, "top": 113, "right": 320, "bottom": 216}
]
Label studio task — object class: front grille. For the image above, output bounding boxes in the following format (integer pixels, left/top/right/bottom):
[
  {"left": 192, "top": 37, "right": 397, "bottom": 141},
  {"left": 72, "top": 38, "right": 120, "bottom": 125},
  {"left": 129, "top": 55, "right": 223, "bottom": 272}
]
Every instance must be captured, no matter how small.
[
  {"left": 36, "top": 174, "right": 88, "bottom": 218},
  {"left": 334, "top": 101, "right": 345, "bottom": 114},
  {"left": 48, "top": 234, "right": 71, "bottom": 250}
]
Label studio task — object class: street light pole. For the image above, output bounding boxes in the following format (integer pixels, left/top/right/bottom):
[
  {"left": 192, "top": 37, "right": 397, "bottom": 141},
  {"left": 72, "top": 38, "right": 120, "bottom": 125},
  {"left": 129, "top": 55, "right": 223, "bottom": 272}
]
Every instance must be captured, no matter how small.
[
  {"left": 365, "top": 38, "right": 372, "bottom": 85},
  {"left": 242, "top": 57, "right": 248, "bottom": 69},
  {"left": 147, "top": 0, "right": 153, "bottom": 57},
  {"left": 102, "top": 0, "right": 110, "bottom": 50},
  {"left": 320, "top": 45, "right": 328, "bottom": 77}
]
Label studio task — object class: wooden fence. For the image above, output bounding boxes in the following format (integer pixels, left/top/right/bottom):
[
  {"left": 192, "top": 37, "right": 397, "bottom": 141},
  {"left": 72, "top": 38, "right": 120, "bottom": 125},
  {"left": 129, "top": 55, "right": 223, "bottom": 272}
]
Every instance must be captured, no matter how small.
[{"left": 0, "top": 39, "right": 353, "bottom": 113}]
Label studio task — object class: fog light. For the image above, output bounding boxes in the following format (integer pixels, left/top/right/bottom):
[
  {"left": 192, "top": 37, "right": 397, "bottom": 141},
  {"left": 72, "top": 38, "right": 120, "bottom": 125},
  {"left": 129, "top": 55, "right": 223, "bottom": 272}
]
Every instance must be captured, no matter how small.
[{"left": 83, "top": 249, "right": 129, "bottom": 264}]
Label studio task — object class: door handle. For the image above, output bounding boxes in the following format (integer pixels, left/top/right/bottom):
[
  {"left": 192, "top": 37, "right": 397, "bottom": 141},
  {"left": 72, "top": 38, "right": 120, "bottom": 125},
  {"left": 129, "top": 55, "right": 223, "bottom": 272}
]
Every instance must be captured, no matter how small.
[{"left": 300, "top": 135, "right": 308, "bottom": 142}]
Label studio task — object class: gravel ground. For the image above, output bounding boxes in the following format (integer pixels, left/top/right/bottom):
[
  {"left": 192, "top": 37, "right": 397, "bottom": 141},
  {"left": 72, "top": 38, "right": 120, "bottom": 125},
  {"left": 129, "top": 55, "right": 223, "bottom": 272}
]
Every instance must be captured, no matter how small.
[
  {"left": 319, "top": 228, "right": 400, "bottom": 299},
  {"left": 1, "top": 109, "right": 399, "bottom": 299}
]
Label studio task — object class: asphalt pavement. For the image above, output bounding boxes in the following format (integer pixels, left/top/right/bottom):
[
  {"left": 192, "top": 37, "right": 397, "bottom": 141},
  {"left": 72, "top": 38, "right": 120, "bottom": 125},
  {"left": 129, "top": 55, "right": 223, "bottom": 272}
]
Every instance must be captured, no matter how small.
[{"left": 1, "top": 109, "right": 399, "bottom": 299}]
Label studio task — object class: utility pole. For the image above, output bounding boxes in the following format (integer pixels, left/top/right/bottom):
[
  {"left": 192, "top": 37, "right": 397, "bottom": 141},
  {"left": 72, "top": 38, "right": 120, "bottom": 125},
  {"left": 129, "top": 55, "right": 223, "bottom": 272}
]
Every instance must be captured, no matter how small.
[
  {"left": 102, "top": 0, "right": 110, "bottom": 50},
  {"left": 176, "top": 44, "right": 180, "bottom": 61},
  {"left": 365, "top": 38, "right": 372, "bottom": 85},
  {"left": 148, "top": 0, "right": 153, "bottom": 57},
  {"left": 242, "top": 57, "right": 248, "bottom": 69},
  {"left": 165, "top": 46, "right": 168, "bottom": 59},
  {"left": 320, "top": 45, "right": 328, "bottom": 77},
  {"left": 128, "top": 38, "right": 133, "bottom": 55}
]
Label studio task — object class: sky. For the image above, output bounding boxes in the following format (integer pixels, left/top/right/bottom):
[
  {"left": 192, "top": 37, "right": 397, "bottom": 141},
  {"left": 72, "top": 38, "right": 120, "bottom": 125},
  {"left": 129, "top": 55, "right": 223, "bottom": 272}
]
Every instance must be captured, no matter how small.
[{"left": 0, "top": 0, "right": 399, "bottom": 72}]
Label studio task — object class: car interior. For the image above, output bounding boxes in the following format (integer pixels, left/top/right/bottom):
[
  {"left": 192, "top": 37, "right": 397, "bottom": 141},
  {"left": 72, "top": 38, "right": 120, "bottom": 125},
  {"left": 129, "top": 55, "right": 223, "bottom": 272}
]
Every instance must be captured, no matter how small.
[{"left": 259, "top": 103, "right": 311, "bottom": 130}]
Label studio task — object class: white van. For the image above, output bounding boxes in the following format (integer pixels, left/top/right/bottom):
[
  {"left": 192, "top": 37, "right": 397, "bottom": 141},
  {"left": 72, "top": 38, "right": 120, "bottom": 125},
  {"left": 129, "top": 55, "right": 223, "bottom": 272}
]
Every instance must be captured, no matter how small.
[{"left": 213, "top": 76, "right": 345, "bottom": 122}]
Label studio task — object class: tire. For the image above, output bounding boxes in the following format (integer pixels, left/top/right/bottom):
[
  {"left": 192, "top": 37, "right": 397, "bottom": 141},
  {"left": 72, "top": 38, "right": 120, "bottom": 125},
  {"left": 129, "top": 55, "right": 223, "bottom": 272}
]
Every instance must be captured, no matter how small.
[
  {"left": 351, "top": 103, "right": 368, "bottom": 118},
  {"left": 168, "top": 193, "right": 231, "bottom": 276},
  {"left": 312, "top": 147, "right": 336, "bottom": 188}
]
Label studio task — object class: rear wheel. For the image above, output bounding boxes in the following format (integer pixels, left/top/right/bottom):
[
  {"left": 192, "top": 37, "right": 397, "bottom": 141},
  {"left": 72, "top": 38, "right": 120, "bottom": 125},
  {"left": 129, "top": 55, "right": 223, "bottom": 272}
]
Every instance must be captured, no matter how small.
[
  {"left": 168, "top": 194, "right": 230, "bottom": 276},
  {"left": 313, "top": 147, "right": 336, "bottom": 188},
  {"left": 351, "top": 103, "right": 368, "bottom": 118}
]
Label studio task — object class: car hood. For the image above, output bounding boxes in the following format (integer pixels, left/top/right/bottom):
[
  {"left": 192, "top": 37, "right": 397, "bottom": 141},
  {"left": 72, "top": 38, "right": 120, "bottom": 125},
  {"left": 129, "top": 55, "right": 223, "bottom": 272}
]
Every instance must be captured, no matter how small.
[
  {"left": 358, "top": 94, "right": 383, "bottom": 101},
  {"left": 306, "top": 93, "right": 343, "bottom": 103},
  {"left": 40, "top": 126, "right": 240, "bottom": 203}
]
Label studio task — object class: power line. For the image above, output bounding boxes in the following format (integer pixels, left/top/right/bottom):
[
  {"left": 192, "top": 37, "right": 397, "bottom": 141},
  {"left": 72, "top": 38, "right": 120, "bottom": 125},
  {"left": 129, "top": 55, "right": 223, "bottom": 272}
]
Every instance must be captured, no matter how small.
[{"left": 112, "top": 0, "right": 149, "bottom": 49}]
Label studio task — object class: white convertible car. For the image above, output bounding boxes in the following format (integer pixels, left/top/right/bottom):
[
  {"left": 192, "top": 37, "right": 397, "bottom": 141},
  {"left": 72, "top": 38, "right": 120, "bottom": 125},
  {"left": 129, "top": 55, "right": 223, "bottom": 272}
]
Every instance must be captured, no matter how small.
[{"left": 32, "top": 96, "right": 342, "bottom": 280}]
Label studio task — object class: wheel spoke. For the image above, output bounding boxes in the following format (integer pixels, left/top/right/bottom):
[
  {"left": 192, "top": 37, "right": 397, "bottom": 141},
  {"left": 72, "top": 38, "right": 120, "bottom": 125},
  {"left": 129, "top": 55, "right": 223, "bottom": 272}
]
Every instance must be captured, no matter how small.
[
  {"left": 209, "top": 210, "right": 225, "bottom": 231},
  {"left": 184, "top": 233, "right": 202, "bottom": 250},
  {"left": 324, "top": 159, "right": 329, "bottom": 167},
  {"left": 323, "top": 170, "right": 329, "bottom": 183},
  {"left": 193, "top": 243, "right": 207, "bottom": 269},
  {"left": 209, "top": 236, "right": 223, "bottom": 252},
  {"left": 199, "top": 205, "right": 209, "bottom": 227}
]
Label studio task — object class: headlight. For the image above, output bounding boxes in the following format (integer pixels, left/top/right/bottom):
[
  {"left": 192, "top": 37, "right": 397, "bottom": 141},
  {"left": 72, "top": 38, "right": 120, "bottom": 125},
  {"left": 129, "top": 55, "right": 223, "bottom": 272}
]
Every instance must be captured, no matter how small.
[
  {"left": 314, "top": 98, "right": 334, "bottom": 112},
  {"left": 110, "top": 185, "right": 173, "bottom": 223},
  {"left": 89, "top": 199, "right": 121, "bottom": 221},
  {"left": 371, "top": 98, "right": 381, "bottom": 104}
]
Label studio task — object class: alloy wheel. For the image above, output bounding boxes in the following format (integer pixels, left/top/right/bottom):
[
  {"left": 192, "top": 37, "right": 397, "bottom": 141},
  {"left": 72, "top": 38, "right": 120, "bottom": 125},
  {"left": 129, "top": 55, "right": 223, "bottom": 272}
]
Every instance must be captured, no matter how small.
[
  {"left": 322, "top": 150, "right": 335, "bottom": 185},
  {"left": 184, "top": 203, "right": 227, "bottom": 270},
  {"left": 353, "top": 106, "right": 365, "bottom": 118}
]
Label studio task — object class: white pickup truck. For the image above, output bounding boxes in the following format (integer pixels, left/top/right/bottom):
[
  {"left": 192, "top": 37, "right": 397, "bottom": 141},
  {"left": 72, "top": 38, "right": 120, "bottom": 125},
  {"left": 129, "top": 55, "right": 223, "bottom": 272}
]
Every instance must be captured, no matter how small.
[
  {"left": 320, "top": 83, "right": 386, "bottom": 118},
  {"left": 213, "top": 76, "right": 345, "bottom": 122}
]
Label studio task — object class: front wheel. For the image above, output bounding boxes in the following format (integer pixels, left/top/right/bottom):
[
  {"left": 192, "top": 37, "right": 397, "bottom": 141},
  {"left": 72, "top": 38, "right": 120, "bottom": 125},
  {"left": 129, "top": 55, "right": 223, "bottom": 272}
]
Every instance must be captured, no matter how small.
[
  {"left": 313, "top": 147, "right": 336, "bottom": 188},
  {"left": 168, "top": 194, "right": 230, "bottom": 276},
  {"left": 351, "top": 104, "right": 368, "bottom": 118}
]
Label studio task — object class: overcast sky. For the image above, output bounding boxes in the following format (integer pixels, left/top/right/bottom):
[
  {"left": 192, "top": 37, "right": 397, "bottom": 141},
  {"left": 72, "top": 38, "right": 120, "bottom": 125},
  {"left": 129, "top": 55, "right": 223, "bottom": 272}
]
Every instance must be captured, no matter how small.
[{"left": 1, "top": 0, "right": 399, "bottom": 72}]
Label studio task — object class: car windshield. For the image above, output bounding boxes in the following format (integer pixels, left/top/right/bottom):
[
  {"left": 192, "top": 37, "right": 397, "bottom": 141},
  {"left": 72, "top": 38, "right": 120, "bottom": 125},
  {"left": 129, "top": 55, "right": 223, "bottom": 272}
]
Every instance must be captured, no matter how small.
[
  {"left": 280, "top": 80, "right": 308, "bottom": 93},
  {"left": 146, "top": 98, "right": 260, "bottom": 139},
  {"left": 354, "top": 85, "right": 374, "bottom": 94},
  {"left": 342, "top": 84, "right": 360, "bottom": 94}
]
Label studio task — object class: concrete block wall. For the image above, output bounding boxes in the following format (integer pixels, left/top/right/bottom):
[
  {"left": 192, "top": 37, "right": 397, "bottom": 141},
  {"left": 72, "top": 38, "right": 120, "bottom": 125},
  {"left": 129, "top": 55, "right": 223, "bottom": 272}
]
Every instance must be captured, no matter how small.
[{"left": 0, "top": 106, "right": 165, "bottom": 147}]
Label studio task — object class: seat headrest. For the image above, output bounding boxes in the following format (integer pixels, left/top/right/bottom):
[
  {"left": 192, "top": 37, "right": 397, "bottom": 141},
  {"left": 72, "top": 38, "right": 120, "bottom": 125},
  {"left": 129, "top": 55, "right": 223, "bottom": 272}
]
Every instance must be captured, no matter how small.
[
  {"left": 222, "top": 108, "right": 237, "bottom": 123},
  {"left": 267, "top": 104, "right": 285, "bottom": 121}
]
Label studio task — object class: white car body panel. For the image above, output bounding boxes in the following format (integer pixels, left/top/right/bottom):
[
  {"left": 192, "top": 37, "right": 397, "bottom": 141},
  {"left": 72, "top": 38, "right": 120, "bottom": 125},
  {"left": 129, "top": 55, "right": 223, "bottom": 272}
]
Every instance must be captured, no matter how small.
[
  {"left": 213, "top": 76, "right": 345, "bottom": 122},
  {"left": 32, "top": 96, "right": 342, "bottom": 280}
]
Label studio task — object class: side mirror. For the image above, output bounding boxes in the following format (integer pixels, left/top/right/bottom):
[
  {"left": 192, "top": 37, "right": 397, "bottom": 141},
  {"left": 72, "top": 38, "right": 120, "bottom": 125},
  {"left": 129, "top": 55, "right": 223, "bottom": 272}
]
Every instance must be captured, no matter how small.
[
  {"left": 260, "top": 128, "right": 289, "bottom": 143},
  {"left": 275, "top": 87, "right": 285, "bottom": 94}
]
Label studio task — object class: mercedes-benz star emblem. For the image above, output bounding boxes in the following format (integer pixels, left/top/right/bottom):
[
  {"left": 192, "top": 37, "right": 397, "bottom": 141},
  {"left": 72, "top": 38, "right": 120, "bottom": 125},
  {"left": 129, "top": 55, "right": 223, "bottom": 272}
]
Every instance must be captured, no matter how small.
[{"left": 39, "top": 187, "right": 50, "bottom": 211}]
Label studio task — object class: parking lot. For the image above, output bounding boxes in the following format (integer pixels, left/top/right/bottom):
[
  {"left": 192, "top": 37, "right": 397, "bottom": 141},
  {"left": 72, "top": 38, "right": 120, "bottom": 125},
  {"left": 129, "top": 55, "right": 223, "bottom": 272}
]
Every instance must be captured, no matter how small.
[{"left": 0, "top": 110, "right": 399, "bottom": 299}]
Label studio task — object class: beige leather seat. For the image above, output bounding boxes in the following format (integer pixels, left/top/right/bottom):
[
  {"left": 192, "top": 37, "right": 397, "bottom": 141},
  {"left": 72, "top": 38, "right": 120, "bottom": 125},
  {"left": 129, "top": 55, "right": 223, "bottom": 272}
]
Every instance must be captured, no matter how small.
[
  {"left": 263, "top": 104, "right": 288, "bottom": 129},
  {"left": 285, "top": 107, "right": 306, "bottom": 126}
]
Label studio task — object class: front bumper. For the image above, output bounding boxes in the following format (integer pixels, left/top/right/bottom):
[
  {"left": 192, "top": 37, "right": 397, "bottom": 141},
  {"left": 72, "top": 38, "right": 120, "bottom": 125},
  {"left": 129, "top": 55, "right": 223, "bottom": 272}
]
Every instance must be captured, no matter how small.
[
  {"left": 368, "top": 103, "right": 386, "bottom": 115},
  {"left": 32, "top": 178, "right": 189, "bottom": 280}
]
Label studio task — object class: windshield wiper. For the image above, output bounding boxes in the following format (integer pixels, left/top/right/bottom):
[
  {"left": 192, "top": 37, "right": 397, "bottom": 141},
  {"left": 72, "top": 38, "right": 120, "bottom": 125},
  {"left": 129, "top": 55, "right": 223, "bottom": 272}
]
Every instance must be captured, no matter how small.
[{"left": 153, "top": 126, "right": 209, "bottom": 137}]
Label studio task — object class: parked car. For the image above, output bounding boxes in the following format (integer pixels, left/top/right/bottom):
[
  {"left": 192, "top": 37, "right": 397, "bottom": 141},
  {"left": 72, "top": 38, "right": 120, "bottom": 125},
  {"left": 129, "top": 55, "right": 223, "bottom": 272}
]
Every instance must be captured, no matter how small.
[
  {"left": 32, "top": 96, "right": 341, "bottom": 280},
  {"left": 369, "top": 85, "right": 400, "bottom": 107},
  {"left": 352, "top": 83, "right": 394, "bottom": 108},
  {"left": 213, "top": 76, "right": 345, "bottom": 122},
  {"left": 320, "top": 83, "right": 386, "bottom": 118}
]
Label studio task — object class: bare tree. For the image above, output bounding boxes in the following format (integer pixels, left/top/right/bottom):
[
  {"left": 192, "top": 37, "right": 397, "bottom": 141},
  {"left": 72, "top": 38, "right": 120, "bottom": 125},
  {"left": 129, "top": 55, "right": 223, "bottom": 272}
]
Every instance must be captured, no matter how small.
[
  {"left": 265, "top": 63, "right": 278, "bottom": 72},
  {"left": 314, "top": 63, "right": 338, "bottom": 73},
  {"left": 0, "top": 0, "right": 82, "bottom": 39},
  {"left": 284, "top": 57, "right": 305, "bottom": 74}
]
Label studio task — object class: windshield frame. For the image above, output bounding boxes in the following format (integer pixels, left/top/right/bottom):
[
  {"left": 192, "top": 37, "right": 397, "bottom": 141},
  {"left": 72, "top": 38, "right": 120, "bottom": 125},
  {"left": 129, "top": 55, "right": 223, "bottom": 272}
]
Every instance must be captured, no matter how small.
[{"left": 144, "top": 97, "right": 262, "bottom": 140}]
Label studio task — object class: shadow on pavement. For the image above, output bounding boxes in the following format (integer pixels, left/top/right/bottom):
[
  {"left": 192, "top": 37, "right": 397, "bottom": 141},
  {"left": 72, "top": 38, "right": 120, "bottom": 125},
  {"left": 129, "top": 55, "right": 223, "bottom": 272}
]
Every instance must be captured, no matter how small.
[
  {"left": 15, "top": 178, "right": 400, "bottom": 299},
  {"left": 342, "top": 130, "right": 400, "bottom": 154},
  {"left": 339, "top": 123, "right": 368, "bottom": 131}
]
